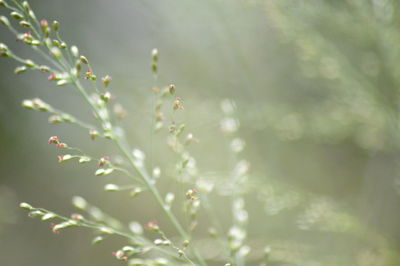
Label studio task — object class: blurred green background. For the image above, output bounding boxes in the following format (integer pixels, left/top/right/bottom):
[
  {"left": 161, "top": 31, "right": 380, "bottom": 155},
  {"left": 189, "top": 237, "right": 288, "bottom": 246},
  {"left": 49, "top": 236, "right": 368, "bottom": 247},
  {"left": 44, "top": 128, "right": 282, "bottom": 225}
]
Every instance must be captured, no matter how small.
[{"left": 1, "top": 0, "right": 400, "bottom": 265}]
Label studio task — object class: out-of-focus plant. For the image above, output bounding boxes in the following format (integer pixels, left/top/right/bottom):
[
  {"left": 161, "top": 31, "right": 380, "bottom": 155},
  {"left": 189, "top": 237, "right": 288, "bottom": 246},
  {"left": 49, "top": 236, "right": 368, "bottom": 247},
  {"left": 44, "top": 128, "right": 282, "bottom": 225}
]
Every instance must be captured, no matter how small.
[
  {"left": 0, "top": 0, "right": 269, "bottom": 265},
  {"left": 258, "top": 0, "right": 400, "bottom": 152}
]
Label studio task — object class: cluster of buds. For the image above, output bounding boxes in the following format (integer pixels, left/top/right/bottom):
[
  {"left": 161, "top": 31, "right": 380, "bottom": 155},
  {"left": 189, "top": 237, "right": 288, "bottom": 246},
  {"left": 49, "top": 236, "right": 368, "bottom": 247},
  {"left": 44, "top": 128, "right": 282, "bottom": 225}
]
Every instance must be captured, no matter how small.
[
  {"left": 17, "top": 31, "right": 38, "bottom": 46},
  {"left": 48, "top": 136, "right": 67, "bottom": 148},
  {"left": 173, "top": 97, "right": 184, "bottom": 110},
  {"left": 100, "top": 91, "right": 112, "bottom": 103},
  {"left": 112, "top": 250, "right": 128, "bottom": 262},
  {"left": 112, "top": 246, "right": 141, "bottom": 262},
  {"left": 145, "top": 220, "right": 159, "bottom": 231},
  {"left": 98, "top": 156, "right": 110, "bottom": 167},
  {"left": 85, "top": 69, "right": 96, "bottom": 80},
  {"left": 185, "top": 189, "right": 200, "bottom": 231},
  {"left": 22, "top": 98, "right": 50, "bottom": 111},
  {"left": 153, "top": 238, "right": 171, "bottom": 246},
  {"left": 185, "top": 189, "right": 198, "bottom": 201},
  {"left": 47, "top": 72, "right": 71, "bottom": 86},
  {"left": 51, "top": 220, "right": 78, "bottom": 234},
  {"left": 40, "top": 19, "right": 50, "bottom": 37},
  {"left": 48, "top": 114, "right": 73, "bottom": 124},
  {"left": 95, "top": 157, "right": 114, "bottom": 176}
]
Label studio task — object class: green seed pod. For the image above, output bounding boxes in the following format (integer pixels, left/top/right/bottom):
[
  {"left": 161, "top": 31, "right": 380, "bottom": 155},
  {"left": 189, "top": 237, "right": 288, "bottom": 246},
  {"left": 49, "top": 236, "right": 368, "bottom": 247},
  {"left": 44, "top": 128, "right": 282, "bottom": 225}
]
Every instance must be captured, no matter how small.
[
  {"left": 52, "top": 39, "right": 60, "bottom": 47},
  {"left": 39, "top": 65, "right": 50, "bottom": 72},
  {"left": 57, "top": 79, "right": 68, "bottom": 86},
  {"left": 80, "top": 55, "right": 88, "bottom": 64},
  {"left": 19, "top": 202, "right": 33, "bottom": 210},
  {"left": 0, "top": 43, "right": 8, "bottom": 52},
  {"left": 0, "top": 0, "right": 8, "bottom": 8},
  {"left": 28, "top": 10, "right": 36, "bottom": 20},
  {"left": 0, "top": 16, "right": 10, "bottom": 27},
  {"left": 70, "top": 45, "right": 79, "bottom": 57},
  {"left": 19, "top": 20, "right": 31, "bottom": 28},
  {"left": 50, "top": 47, "right": 62, "bottom": 59},
  {"left": 10, "top": 11, "right": 24, "bottom": 20},
  {"left": 52, "top": 20, "right": 59, "bottom": 31},
  {"left": 24, "top": 59, "right": 35, "bottom": 67},
  {"left": 14, "top": 66, "right": 28, "bottom": 74},
  {"left": 169, "top": 84, "right": 175, "bottom": 95},
  {"left": 152, "top": 48, "right": 158, "bottom": 62},
  {"left": 30, "top": 40, "right": 41, "bottom": 46},
  {"left": 22, "top": 1, "right": 30, "bottom": 12}
]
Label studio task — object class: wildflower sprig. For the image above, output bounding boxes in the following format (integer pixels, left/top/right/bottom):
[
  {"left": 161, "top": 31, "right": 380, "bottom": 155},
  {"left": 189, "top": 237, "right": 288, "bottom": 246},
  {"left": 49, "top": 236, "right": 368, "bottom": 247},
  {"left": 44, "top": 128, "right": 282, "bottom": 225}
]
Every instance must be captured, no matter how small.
[
  {"left": 0, "top": 1, "right": 265, "bottom": 265},
  {"left": 19, "top": 202, "right": 186, "bottom": 264},
  {"left": 1, "top": 1, "right": 206, "bottom": 264}
]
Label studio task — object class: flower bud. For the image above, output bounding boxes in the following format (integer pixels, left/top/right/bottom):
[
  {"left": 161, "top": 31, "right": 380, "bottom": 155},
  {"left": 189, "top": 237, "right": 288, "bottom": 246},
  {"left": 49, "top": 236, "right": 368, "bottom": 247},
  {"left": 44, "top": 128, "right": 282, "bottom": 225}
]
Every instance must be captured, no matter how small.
[
  {"left": 178, "top": 250, "right": 184, "bottom": 257},
  {"left": 28, "top": 10, "right": 36, "bottom": 20},
  {"left": 102, "top": 75, "right": 112, "bottom": 87},
  {"left": 50, "top": 47, "right": 62, "bottom": 59},
  {"left": 60, "top": 41, "right": 67, "bottom": 49},
  {"left": 0, "top": 43, "right": 7, "bottom": 52},
  {"left": 30, "top": 40, "right": 40, "bottom": 46},
  {"left": 130, "top": 187, "right": 142, "bottom": 198},
  {"left": 22, "top": 99, "right": 34, "bottom": 109},
  {"left": 95, "top": 168, "right": 105, "bottom": 176},
  {"left": 104, "top": 184, "right": 119, "bottom": 192},
  {"left": 22, "top": 1, "right": 30, "bottom": 12},
  {"left": 154, "top": 239, "right": 163, "bottom": 246},
  {"left": 152, "top": 48, "right": 158, "bottom": 62},
  {"left": 92, "top": 236, "right": 104, "bottom": 245},
  {"left": 58, "top": 154, "right": 72, "bottom": 162},
  {"left": 10, "top": 11, "right": 23, "bottom": 20},
  {"left": 151, "top": 62, "right": 157, "bottom": 73},
  {"left": 48, "top": 136, "right": 60, "bottom": 144},
  {"left": 71, "top": 213, "right": 83, "bottom": 221},
  {"left": 0, "top": 0, "right": 7, "bottom": 8},
  {"left": 52, "top": 39, "right": 60, "bottom": 47},
  {"left": 42, "top": 212, "right": 56, "bottom": 221},
  {"left": 24, "top": 59, "right": 35, "bottom": 67},
  {"left": 104, "top": 168, "right": 114, "bottom": 175},
  {"left": 52, "top": 20, "right": 59, "bottom": 31},
  {"left": 39, "top": 65, "right": 50, "bottom": 72},
  {"left": 19, "top": 20, "right": 31, "bottom": 28},
  {"left": 14, "top": 66, "right": 28, "bottom": 74},
  {"left": 70, "top": 45, "right": 79, "bottom": 57},
  {"left": 41, "top": 19, "right": 50, "bottom": 37},
  {"left": 89, "top": 129, "right": 98, "bottom": 140},
  {"left": 0, "top": 16, "right": 10, "bottom": 27},
  {"left": 0, "top": 42, "right": 9, "bottom": 56},
  {"left": 78, "top": 156, "right": 91, "bottom": 164},
  {"left": 183, "top": 240, "right": 190, "bottom": 247},
  {"left": 100, "top": 92, "right": 111, "bottom": 103},
  {"left": 72, "top": 196, "right": 87, "bottom": 210},
  {"left": 80, "top": 55, "right": 88, "bottom": 64},
  {"left": 48, "top": 115, "right": 62, "bottom": 123},
  {"left": 19, "top": 202, "right": 33, "bottom": 210},
  {"left": 173, "top": 97, "right": 184, "bottom": 110},
  {"left": 32, "top": 98, "right": 50, "bottom": 111},
  {"left": 57, "top": 79, "right": 69, "bottom": 86},
  {"left": 169, "top": 84, "right": 175, "bottom": 95}
]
